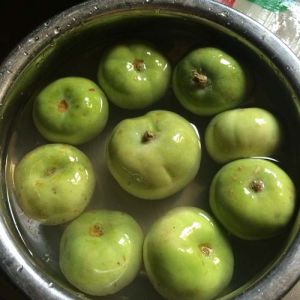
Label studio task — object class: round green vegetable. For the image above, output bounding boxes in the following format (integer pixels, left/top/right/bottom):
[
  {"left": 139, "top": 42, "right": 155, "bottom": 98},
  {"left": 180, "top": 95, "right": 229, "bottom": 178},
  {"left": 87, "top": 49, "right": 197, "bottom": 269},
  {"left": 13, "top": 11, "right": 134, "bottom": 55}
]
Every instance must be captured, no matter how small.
[
  {"left": 59, "top": 210, "right": 143, "bottom": 296},
  {"left": 106, "top": 110, "right": 201, "bottom": 200},
  {"left": 14, "top": 144, "right": 95, "bottom": 225},
  {"left": 143, "top": 206, "right": 234, "bottom": 300},
  {"left": 98, "top": 42, "right": 171, "bottom": 109},
  {"left": 205, "top": 107, "right": 282, "bottom": 163},
  {"left": 33, "top": 77, "right": 109, "bottom": 145},
  {"left": 210, "top": 158, "right": 296, "bottom": 240},
  {"left": 172, "top": 47, "right": 248, "bottom": 115}
]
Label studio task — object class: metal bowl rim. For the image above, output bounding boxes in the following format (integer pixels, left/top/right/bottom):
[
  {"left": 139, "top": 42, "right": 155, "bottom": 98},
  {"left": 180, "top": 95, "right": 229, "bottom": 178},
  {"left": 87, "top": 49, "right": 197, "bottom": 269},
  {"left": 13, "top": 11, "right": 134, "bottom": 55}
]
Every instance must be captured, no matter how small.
[{"left": 0, "top": 1, "right": 299, "bottom": 299}]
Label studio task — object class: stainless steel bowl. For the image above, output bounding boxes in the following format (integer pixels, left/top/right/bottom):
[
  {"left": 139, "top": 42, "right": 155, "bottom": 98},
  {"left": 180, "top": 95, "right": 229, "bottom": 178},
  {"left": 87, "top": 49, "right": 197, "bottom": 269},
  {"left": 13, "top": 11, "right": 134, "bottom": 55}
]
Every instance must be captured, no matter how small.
[{"left": 0, "top": 0, "right": 299, "bottom": 299}]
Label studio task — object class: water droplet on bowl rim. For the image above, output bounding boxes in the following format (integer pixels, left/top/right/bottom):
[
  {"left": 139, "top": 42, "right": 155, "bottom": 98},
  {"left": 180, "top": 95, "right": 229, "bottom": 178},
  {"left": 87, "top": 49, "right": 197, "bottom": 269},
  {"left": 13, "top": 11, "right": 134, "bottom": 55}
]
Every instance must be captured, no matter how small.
[
  {"left": 17, "top": 265, "right": 23, "bottom": 272},
  {"left": 43, "top": 253, "right": 50, "bottom": 262},
  {"left": 54, "top": 26, "right": 61, "bottom": 35}
]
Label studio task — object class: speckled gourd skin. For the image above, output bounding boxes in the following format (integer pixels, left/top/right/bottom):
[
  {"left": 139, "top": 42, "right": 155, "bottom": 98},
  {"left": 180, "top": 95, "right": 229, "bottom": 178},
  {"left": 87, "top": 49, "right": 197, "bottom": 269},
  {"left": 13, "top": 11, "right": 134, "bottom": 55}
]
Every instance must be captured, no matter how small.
[
  {"left": 98, "top": 42, "right": 171, "bottom": 109},
  {"left": 14, "top": 144, "right": 95, "bottom": 225},
  {"left": 210, "top": 158, "right": 296, "bottom": 240},
  {"left": 143, "top": 206, "right": 234, "bottom": 300},
  {"left": 33, "top": 77, "right": 109, "bottom": 145},
  {"left": 205, "top": 107, "right": 282, "bottom": 163},
  {"left": 59, "top": 210, "right": 143, "bottom": 296},
  {"left": 106, "top": 110, "right": 201, "bottom": 200},
  {"left": 173, "top": 47, "right": 248, "bottom": 115}
]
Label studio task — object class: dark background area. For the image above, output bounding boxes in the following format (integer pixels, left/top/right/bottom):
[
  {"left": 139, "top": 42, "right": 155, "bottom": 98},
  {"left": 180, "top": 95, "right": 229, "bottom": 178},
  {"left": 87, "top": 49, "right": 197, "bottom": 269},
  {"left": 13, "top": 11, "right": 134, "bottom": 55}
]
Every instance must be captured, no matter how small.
[
  {"left": 0, "top": 1, "right": 85, "bottom": 298},
  {"left": 0, "top": 0, "right": 84, "bottom": 62}
]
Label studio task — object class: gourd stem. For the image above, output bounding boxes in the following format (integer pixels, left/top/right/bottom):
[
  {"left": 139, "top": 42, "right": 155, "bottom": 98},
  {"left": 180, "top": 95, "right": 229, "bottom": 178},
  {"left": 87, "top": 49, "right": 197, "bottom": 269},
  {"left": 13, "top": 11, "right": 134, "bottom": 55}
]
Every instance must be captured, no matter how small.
[
  {"left": 142, "top": 131, "right": 155, "bottom": 143},
  {"left": 58, "top": 99, "right": 68, "bottom": 112},
  {"left": 133, "top": 59, "right": 145, "bottom": 72},
  {"left": 250, "top": 180, "right": 265, "bottom": 193},
  {"left": 192, "top": 70, "right": 208, "bottom": 88},
  {"left": 199, "top": 244, "right": 213, "bottom": 256}
]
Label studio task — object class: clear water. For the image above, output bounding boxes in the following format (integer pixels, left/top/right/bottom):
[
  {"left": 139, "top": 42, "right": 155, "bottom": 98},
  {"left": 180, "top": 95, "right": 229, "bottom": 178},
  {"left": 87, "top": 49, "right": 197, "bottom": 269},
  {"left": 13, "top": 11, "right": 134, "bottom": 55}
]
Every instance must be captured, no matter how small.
[{"left": 3, "top": 16, "right": 299, "bottom": 299}]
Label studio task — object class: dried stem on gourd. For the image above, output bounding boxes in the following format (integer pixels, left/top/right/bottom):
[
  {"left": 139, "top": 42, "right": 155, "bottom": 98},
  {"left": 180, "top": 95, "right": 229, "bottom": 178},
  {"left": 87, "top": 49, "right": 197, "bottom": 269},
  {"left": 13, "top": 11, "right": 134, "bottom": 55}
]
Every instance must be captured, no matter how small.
[{"left": 192, "top": 70, "right": 209, "bottom": 88}]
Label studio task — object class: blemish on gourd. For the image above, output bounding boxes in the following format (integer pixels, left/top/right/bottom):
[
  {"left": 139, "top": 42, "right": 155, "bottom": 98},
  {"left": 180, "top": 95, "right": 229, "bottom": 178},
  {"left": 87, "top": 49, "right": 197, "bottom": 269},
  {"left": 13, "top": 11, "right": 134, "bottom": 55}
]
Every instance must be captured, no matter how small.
[
  {"left": 45, "top": 167, "right": 56, "bottom": 176},
  {"left": 89, "top": 224, "right": 103, "bottom": 237},
  {"left": 253, "top": 166, "right": 261, "bottom": 175}
]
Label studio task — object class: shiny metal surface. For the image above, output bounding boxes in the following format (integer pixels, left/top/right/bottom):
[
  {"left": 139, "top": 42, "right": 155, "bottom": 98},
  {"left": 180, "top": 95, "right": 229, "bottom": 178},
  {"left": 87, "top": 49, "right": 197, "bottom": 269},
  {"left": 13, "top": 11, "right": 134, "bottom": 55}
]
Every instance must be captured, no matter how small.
[{"left": 0, "top": 0, "right": 299, "bottom": 299}]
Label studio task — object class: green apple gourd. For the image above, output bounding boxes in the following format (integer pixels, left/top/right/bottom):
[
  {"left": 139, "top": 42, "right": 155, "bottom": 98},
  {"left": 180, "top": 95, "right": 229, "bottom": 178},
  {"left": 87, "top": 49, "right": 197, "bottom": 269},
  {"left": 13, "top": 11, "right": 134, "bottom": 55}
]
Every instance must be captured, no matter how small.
[
  {"left": 98, "top": 41, "right": 171, "bottom": 109},
  {"left": 143, "top": 206, "right": 234, "bottom": 300},
  {"left": 14, "top": 144, "right": 95, "bottom": 225},
  {"left": 172, "top": 47, "right": 248, "bottom": 115},
  {"left": 205, "top": 107, "right": 282, "bottom": 163},
  {"left": 59, "top": 210, "right": 143, "bottom": 296},
  {"left": 210, "top": 158, "right": 296, "bottom": 240},
  {"left": 33, "top": 77, "right": 109, "bottom": 145},
  {"left": 106, "top": 110, "right": 201, "bottom": 200}
]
